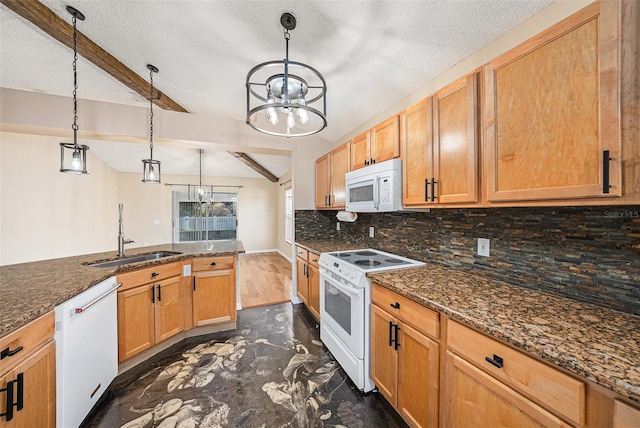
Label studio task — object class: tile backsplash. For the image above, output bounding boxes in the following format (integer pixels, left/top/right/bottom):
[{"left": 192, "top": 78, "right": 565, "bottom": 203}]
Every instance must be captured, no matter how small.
[{"left": 295, "top": 207, "right": 640, "bottom": 315}]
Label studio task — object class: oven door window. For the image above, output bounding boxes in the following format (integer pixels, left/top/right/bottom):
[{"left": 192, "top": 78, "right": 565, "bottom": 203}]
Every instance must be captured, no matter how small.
[{"left": 324, "top": 281, "right": 352, "bottom": 335}]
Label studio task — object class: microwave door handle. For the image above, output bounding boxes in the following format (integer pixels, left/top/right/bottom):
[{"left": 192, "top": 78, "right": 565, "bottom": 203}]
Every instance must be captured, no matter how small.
[{"left": 373, "top": 175, "right": 379, "bottom": 209}]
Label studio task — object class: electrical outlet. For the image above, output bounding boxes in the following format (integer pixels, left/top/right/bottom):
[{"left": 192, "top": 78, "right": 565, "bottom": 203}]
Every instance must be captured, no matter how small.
[
  {"left": 336, "top": 222, "right": 341, "bottom": 231},
  {"left": 477, "top": 238, "right": 490, "bottom": 257},
  {"left": 154, "top": 219, "right": 160, "bottom": 225},
  {"left": 183, "top": 264, "right": 191, "bottom": 276},
  {"left": 369, "top": 226, "right": 375, "bottom": 238}
]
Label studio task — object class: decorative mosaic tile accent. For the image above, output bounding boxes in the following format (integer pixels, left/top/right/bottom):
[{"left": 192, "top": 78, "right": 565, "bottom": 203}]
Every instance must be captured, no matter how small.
[{"left": 295, "top": 206, "right": 640, "bottom": 315}]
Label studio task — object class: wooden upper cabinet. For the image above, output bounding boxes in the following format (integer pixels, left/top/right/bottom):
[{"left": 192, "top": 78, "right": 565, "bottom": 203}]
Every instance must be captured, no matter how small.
[
  {"left": 402, "top": 98, "right": 434, "bottom": 206},
  {"left": 330, "top": 143, "right": 350, "bottom": 208},
  {"left": 350, "top": 116, "right": 400, "bottom": 171},
  {"left": 434, "top": 73, "right": 479, "bottom": 204},
  {"left": 372, "top": 115, "right": 400, "bottom": 164},
  {"left": 315, "top": 141, "right": 350, "bottom": 209},
  {"left": 315, "top": 153, "right": 330, "bottom": 208},
  {"left": 484, "top": 1, "right": 622, "bottom": 202},
  {"left": 402, "top": 71, "right": 479, "bottom": 207},
  {"left": 351, "top": 131, "right": 370, "bottom": 170}
]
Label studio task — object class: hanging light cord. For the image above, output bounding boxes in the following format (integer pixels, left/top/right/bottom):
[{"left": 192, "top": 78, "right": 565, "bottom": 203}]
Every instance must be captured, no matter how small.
[
  {"left": 72, "top": 14, "right": 79, "bottom": 146},
  {"left": 149, "top": 68, "right": 154, "bottom": 160}
]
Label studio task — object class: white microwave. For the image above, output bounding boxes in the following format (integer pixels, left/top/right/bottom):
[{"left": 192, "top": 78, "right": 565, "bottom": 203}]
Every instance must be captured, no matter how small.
[{"left": 345, "top": 158, "right": 403, "bottom": 213}]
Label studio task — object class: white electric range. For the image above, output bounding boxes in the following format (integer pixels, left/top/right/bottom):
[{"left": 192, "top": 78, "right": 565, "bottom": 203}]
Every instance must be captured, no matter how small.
[{"left": 318, "top": 249, "right": 425, "bottom": 392}]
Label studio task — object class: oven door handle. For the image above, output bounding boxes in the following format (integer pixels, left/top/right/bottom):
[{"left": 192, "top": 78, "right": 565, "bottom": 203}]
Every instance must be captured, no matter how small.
[{"left": 373, "top": 175, "right": 380, "bottom": 209}]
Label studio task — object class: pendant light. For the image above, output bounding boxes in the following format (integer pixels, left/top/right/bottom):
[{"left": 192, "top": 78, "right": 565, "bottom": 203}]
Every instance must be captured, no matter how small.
[
  {"left": 142, "top": 64, "right": 161, "bottom": 183},
  {"left": 59, "top": 6, "right": 89, "bottom": 174},
  {"left": 246, "top": 12, "right": 327, "bottom": 138}
]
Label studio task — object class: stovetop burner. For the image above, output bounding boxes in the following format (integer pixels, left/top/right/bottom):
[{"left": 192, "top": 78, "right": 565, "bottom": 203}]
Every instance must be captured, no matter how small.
[
  {"left": 355, "top": 260, "right": 381, "bottom": 267},
  {"left": 385, "top": 258, "right": 404, "bottom": 264},
  {"left": 355, "top": 251, "right": 377, "bottom": 256},
  {"left": 334, "top": 253, "right": 351, "bottom": 258}
]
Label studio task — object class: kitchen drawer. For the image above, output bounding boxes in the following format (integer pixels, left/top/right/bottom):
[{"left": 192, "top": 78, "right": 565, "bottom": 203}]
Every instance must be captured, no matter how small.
[
  {"left": 118, "top": 262, "right": 182, "bottom": 290},
  {"left": 0, "top": 311, "right": 54, "bottom": 375},
  {"left": 614, "top": 400, "right": 640, "bottom": 428},
  {"left": 192, "top": 256, "right": 235, "bottom": 272},
  {"left": 308, "top": 251, "right": 320, "bottom": 268},
  {"left": 371, "top": 283, "right": 438, "bottom": 339},
  {"left": 295, "top": 246, "right": 308, "bottom": 260},
  {"left": 447, "top": 320, "right": 585, "bottom": 426}
]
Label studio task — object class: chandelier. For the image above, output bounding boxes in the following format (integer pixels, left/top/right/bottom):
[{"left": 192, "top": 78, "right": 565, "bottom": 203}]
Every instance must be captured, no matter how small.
[
  {"left": 246, "top": 12, "right": 327, "bottom": 138},
  {"left": 142, "top": 64, "right": 161, "bottom": 183},
  {"left": 59, "top": 6, "right": 89, "bottom": 174}
]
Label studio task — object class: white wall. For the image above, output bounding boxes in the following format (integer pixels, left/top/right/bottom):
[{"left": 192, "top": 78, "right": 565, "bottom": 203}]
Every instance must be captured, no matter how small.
[
  {"left": 117, "top": 172, "right": 279, "bottom": 252},
  {"left": 0, "top": 132, "right": 118, "bottom": 265},
  {"left": 276, "top": 170, "right": 293, "bottom": 260}
]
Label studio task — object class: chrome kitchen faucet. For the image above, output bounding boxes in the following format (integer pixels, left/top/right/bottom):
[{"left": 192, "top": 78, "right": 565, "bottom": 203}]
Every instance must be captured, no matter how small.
[{"left": 117, "top": 203, "right": 134, "bottom": 257}]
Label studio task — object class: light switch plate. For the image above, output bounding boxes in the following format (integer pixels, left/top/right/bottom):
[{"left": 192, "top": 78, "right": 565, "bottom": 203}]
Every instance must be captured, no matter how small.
[
  {"left": 477, "top": 238, "right": 490, "bottom": 257},
  {"left": 369, "top": 226, "right": 375, "bottom": 238},
  {"left": 337, "top": 222, "right": 341, "bottom": 231},
  {"left": 183, "top": 264, "right": 191, "bottom": 276}
]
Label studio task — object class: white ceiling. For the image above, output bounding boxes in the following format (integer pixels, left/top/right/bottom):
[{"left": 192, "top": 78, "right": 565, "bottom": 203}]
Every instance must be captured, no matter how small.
[{"left": 0, "top": 0, "right": 555, "bottom": 179}]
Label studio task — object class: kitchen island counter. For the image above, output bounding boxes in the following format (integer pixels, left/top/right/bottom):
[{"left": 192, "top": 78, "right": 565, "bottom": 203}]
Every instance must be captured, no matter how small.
[
  {"left": 0, "top": 241, "right": 245, "bottom": 338},
  {"left": 369, "top": 264, "right": 640, "bottom": 405}
]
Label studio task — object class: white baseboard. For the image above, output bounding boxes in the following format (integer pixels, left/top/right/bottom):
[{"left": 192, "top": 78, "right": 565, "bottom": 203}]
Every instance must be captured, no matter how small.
[{"left": 242, "top": 248, "right": 278, "bottom": 254}]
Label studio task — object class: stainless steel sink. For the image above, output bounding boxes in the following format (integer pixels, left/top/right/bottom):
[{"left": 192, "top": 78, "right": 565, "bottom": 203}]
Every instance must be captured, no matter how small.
[{"left": 86, "top": 251, "right": 182, "bottom": 268}]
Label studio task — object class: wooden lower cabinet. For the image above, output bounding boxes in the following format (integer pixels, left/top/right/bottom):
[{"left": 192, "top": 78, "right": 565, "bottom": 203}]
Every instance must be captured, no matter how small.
[
  {"left": 371, "top": 304, "right": 439, "bottom": 428},
  {"left": 117, "top": 275, "right": 184, "bottom": 361},
  {"left": 0, "top": 313, "right": 55, "bottom": 428},
  {"left": 445, "top": 352, "right": 569, "bottom": 428},
  {"left": 192, "top": 256, "right": 237, "bottom": 326},
  {"left": 296, "top": 256, "right": 309, "bottom": 306},
  {"left": 307, "top": 264, "right": 320, "bottom": 320},
  {"left": 193, "top": 270, "right": 236, "bottom": 325}
]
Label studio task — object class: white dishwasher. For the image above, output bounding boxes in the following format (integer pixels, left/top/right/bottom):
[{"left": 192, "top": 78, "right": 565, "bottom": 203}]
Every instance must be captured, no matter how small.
[{"left": 54, "top": 276, "right": 120, "bottom": 428}]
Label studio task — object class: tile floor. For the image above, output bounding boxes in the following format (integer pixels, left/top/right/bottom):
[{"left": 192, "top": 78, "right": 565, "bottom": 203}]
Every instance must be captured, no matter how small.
[{"left": 82, "top": 303, "right": 407, "bottom": 428}]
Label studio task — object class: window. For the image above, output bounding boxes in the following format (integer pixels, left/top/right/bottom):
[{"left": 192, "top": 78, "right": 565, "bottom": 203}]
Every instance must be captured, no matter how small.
[
  {"left": 172, "top": 191, "right": 238, "bottom": 242},
  {"left": 285, "top": 187, "right": 293, "bottom": 244}
]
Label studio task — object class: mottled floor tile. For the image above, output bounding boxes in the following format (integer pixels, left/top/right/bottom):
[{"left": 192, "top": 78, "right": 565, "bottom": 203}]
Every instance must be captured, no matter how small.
[{"left": 83, "top": 303, "right": 407, "bottom": 428}]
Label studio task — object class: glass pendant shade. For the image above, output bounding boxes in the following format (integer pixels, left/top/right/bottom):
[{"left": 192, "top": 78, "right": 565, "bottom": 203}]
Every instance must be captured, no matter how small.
[
  {"left": 60, "top": 142, "right": 89, "bottom": 174},
  {"left": 246, "top": 13, "right": 327, "bottom": 137},
  {"left": 142, "top": 158, "right": 161, "bottom": 183}
]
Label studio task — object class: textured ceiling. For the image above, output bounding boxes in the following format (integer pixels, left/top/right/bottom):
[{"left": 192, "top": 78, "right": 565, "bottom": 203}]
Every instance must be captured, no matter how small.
[{"left": 1, "top": 0, "right": 555, "bottom": 178}]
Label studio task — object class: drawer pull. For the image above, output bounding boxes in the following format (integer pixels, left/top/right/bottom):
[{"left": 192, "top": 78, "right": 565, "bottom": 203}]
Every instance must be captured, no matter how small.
[
  {"left": 151, "top": 272, "right": 159, "bottom": 278},
  {"left": 0, "top": 346, "right": 24, "bottom": 360},
  {"left": 210, "top": 262, "right": 217, "bottom": 266},
  {"left": 390, "top": 302, "right": 400, "bottom": 310},
  {"left": 485, "top": 354, "right": 504, "bottom": 369}
]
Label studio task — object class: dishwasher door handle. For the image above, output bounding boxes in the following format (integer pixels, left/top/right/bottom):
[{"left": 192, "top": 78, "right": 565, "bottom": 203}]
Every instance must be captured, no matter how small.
[{"left": 73, "top": 283, "right": 122, "bottom": 315}]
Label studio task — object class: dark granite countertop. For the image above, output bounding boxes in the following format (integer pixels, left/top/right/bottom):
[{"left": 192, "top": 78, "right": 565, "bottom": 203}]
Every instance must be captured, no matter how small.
[
  {"left": 368, "top": 265, "right": 640, "bottom": 405},
  {"left": 295, "top": 239, "right": 361, "bottom": 254},
  {"left": 0, "top": 241, "right": 245, "bottom": 338}
]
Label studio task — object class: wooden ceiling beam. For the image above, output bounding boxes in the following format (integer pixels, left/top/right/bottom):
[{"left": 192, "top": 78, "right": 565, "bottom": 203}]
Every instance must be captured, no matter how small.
[
  {"left": 1, "top": 0, "right": 188, "bottom": 112},
  {"left": 227, "top": 152, "right": 279, "bottom": 182}
]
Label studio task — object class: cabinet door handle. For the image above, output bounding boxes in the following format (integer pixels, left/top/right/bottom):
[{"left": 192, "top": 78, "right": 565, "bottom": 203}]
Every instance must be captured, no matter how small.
[
  {"left": 151, "top": 272, "right": 159, "bottom": 278},
  {"left": 394, "top": 325, "right": 401, "bottom": 350},
  {"left": 388, "top": 321, "right": 395, "bottom": 347},
  {"left": 372, "top": 158, "right": 376, "bottom": 164},
  {"left": 0, "top": 346, "right": 24, "bottom": 360},
  {"left": 151, "top": 285, "right": 156, "bottom": 303},
  {"left": 210, "top": 262, "right": 217, "bottom": 266},
  {"left": 0, "top": 373, "right": 22, "bottom": 421},
  {"left": 193, "top": 277, "right": 196, "bottom": 291},
  {"left": 390, "top": 302, "right": 400, "bottom": 310},
  {"left": 303, "top": 264, "right": 308, "bottom": 278},
  {"left": 364, "top": 160, "right": 369, "bottom": 166},
  {"left": 425, "top": 178, "right": 430, "bottom": 202},
  {"left": 157, "top": 284, "right": 162, "bottom": 302},
  {"left": 485, "top": 354, "right": 504, "bottom": 369},
  {"left": 603, "top": 150, "right": 611, "bottom": 194},
  {"left": 431, "top": 178, "right": 437, "bottom": 201}
]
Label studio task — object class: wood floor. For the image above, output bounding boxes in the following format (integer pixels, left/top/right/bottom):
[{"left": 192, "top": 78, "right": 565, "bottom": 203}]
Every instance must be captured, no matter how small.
[{"left": 239, "top": 252, "right": 292, "bottom": 308}]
